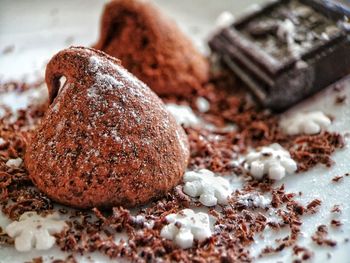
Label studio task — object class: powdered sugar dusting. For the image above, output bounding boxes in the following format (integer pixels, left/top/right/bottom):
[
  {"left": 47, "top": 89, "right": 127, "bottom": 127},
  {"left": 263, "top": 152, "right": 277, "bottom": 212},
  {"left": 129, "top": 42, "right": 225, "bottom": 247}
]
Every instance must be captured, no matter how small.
[
  {"left": 87, "top": 57, "right": 125, "bottom": 99},
  {"left": 87, "top": 55, "right": 153, "bottom": 108}
]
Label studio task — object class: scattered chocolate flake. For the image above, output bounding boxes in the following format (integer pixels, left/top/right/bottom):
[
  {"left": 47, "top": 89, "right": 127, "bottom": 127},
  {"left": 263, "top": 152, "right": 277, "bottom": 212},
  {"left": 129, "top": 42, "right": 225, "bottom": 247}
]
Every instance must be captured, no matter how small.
[
  {"left": 335, "top": 94, "right": 347, "bottom": 104},
  {"left": 293, "top": 245, "right": 313, "bottom": 261},
  {"left": 331, "top": 205, "right": 341, "bottom": 213},
  {"left": 332, "top": 175, "right": 344, "bottom": 182},
  {"left": 25, "top": 257, "right": 43, "bottom": 263},
  {"left": 0, "top": 70, "right": 345, "bottom": 261},
  {"left": 312, "top": 225, "right": 337, "bottom": 247},
  {"left": 2, "top": 45, "right": 14, "bottom": 54},
  {"left": 52, "top": 255, "right": 77, "bottom": 263},
  {"left": 289, "top": 132, "right": 344, "bottom": 172},
  {"left": 306, "top": 199, "right": 322, "bottom": 214},
  {"left": 330, "top": 219, "right": 342, "bottom": 228}
]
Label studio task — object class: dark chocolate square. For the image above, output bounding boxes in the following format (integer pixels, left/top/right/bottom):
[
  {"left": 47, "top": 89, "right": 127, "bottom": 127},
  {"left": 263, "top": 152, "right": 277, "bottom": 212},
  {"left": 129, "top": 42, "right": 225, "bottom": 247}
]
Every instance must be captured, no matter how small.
[{"left": 209, "top": 0, "right": 350, "bottom": 112}]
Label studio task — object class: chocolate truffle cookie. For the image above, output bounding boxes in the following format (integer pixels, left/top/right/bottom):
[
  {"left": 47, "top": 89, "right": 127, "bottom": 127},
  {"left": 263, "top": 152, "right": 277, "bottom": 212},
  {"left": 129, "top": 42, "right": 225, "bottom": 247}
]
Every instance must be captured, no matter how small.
[
  {"left": 25, "top": 46, "right": 190, "bottom": 209},
  {"left": 94, "top": 0, "right": 209, "bottom": 97}
]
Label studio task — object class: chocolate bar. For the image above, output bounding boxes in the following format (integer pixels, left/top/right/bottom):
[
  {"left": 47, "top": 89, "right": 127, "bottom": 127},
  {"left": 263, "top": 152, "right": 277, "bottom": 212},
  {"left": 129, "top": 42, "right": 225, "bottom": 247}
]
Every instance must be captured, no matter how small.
[{"left": 209, "top": 0, "right": 350, "bottom": 112}]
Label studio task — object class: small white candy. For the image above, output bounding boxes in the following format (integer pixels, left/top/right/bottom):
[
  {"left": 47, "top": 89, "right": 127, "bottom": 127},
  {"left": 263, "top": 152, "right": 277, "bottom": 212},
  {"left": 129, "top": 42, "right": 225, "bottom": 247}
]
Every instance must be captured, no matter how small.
[
  {"left": 183, "top": 169, "right": 231, "bottom": 206},
  {"left": 244, "top": 143, "right": 297, "bottom": 180},
  {"left": 5, "top": 212, "right": 67, "bottom": 252},
  {"left": 175, "top": 229, "right": 194, "bottom": 249},
  {"left": 280, "top": 111, "right": 331, "bottom": 135},
  {"left": 165, "top": 104, "right": 200, "bottom": 126},
  {"left": 268, "top": 164, "right": 285, "bottom": 181},
  {"left": 6, "top": 158, "right": 23, "bottom": 168},
  {"left": 160, "top": 209, "right": 212, "bottom": 249},
  {"left": 250, "top": 161, "right": 265, "bottom": 180}
]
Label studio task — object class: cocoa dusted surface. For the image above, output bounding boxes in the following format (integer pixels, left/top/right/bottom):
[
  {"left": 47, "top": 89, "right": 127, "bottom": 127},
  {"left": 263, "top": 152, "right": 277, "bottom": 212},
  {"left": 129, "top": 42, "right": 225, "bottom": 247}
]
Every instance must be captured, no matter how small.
[{"left": 94, "top": 0, "right": 209, "bottom": 97}]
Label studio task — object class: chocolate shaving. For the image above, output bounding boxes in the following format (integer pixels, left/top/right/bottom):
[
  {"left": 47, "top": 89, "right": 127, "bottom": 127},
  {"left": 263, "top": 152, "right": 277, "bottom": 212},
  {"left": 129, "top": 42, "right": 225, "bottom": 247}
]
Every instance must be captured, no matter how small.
[
  {"left": 330, "top": 219, "right": 342, "bottom": 228},
  {"left": 335, "top": 94, "right": 347, "bottom": 104},
  {"left": 312, "top": 225, "right": 337, "bottom": 247},
  {"left": 52, "top": 255, "right": 77, "bottom": 263},
  {"left": 0, "top": 71, "right": 345, "bottom": 261},
  {"left": 293, "top": 245, "right": 314, "bottom": 261},
  {"left": 289, "top": 132, "right": 344, "bottom": 172},
  {"left": 331, "top": 205, "right": 341, "bottom": 213},
  {"left": 332, "top": 175, "right": 344, "bottom": 182},
  {"left": 25, "top": 257, "right": 43, "bottom": 263},
  {"left": 306, "top": 199, "right": 322, "bottom": 214}
]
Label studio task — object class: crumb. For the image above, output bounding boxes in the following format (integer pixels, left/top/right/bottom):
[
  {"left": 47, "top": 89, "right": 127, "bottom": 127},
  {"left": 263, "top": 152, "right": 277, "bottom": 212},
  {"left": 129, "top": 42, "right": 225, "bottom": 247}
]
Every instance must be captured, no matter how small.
[
  {"left": 331, "top": 205, "right": 341, "bottom": 213},
  {"left": 0, "top": 64, "right": 345, "bottom": 261},
  {"left": 290, "top": 132, "right": 344, "bottom": 172},
  {"left": 335, "top": 94, "right": 347, "bottom": 104},
  {"left": 52, "top": 255, "right": 77, "bottom": 263},
  {"left": 332, "top": 175, "right": 343, "bottom": 182},
  {"left": 312, "top": 225, "right": 337, "bottom": 247},
  {"left": 293, "top": 245, "right": 313, "bottom": 261},
  {"left": 306, "top": 199, "right": 322, "bottom": 214},
  {"left": 2, "top": 45, "right": 14, "bottom": 54},
  {"left": 330, "top": 219, "right": 342, "bottom": 227},
  {"left": 25, "top": 257, "right": 43, "bottom": 263}
]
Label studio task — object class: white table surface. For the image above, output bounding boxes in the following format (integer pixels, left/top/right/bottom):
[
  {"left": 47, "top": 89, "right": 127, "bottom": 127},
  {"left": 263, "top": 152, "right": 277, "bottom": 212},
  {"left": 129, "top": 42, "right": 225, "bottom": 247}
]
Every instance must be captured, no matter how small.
[{"left": 0, "top": 1, "right": 349, "bottom": 262}]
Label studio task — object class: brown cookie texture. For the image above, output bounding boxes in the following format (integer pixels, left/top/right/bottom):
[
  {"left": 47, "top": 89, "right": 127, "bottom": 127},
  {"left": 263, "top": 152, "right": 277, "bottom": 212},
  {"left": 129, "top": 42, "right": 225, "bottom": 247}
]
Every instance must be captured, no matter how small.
[
  {"left": 94, "top": 0, "right": 209, "bottom": 97},
  {"left": 25, "top": 46, "right": 190, "bottom": 209}
]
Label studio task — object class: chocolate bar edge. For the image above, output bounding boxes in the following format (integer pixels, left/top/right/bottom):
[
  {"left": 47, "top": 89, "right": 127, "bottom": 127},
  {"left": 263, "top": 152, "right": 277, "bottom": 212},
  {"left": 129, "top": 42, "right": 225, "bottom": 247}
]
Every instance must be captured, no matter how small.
[{"left": 209, "top": 0, "right": 350, "bottom": 112}]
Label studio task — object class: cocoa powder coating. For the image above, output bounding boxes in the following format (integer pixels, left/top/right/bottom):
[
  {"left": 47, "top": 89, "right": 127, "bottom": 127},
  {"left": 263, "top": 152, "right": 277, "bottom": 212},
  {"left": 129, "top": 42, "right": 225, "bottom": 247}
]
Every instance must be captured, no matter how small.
[
  {"left": 94, "top": 0, "right": 209, "bottom": 97},
  {"left": 25, "top": 46, "right": 190, "bottom": 209}
]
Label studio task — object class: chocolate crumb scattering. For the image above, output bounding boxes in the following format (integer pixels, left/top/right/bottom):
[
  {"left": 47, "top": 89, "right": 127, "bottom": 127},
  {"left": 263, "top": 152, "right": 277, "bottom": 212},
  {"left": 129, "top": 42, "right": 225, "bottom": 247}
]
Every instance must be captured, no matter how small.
[
  {"left": 289, "top": 132, "right": 344, "bottom": 172},
  {"left": 258, "top": 185, "right": 314, "bottom": 257},
  {"left": 312, "top": 225, "right": 337, "bottom": 247},
  {"left": 0, "top": 69, "right": 345, "bottom": 261},
  {"left": 293, "top": 245, "right": 314, "bottom": 261}
]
